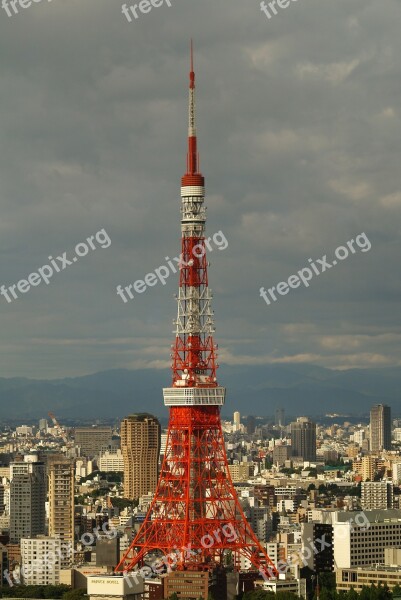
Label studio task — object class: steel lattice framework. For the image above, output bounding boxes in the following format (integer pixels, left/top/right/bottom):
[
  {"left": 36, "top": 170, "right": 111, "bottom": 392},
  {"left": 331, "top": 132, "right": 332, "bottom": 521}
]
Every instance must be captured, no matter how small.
[{"left": 115, "top": 42, "right": 277, "bottom": 580}]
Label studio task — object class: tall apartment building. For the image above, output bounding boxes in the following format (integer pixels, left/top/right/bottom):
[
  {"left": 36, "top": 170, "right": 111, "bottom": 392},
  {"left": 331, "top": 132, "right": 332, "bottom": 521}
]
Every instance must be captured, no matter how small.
[
  {"left": 370, "top": 404, "right": 391, "bottom": 452},
  {"left": 120, "top": 414, "right": 161, "bottom": 500},
  {"left": 21, "top": 537, "right": 62, "bottom": 585},
  {"left": 233, "top": 411, "right": 241, "bottom": 432},
  {"left": 290, "top": 417, "right": 316, "bottom": 462},
  {"left": 47, "top": 456, "right": 75, "bottom": 564},
  {"left": 353, "top": 455, "right": 379, "bottom": 481},
  {"left": 75, "top": 426, "right": 112, "bottom": 458},
  {"left": 361, "top": 481, "right": 394, "bottom": 510},
  {"left": 9, "top": 457, "right": 46, "bottom": 543},
  {"left": 247, "top": 506, "right": 272, "bottom": 542}
]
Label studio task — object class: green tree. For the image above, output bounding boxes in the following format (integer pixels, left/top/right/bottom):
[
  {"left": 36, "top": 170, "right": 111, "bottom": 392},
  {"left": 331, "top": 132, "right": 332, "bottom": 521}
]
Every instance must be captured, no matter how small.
[
  {"left": 346, "top": 588, "right": 359, "bottom": 600},
  {"left": 319, "top": 572, "right": 336, "bottom": 591},
  {"left": 242, "top": 591, "right": 270, "bottom": 600},
  {"left": 62, "top": 589, "right": 87, "bottom": 600},
  {"left": 45, "top": 585, "right": 71, "bottom": 598}
]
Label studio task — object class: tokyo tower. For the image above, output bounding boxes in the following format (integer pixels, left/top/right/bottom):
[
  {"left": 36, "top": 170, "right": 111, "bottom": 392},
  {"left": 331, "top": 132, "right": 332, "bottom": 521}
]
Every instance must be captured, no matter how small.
[{"left": 115, "top": 43, "right": 277, "bottom": 580}]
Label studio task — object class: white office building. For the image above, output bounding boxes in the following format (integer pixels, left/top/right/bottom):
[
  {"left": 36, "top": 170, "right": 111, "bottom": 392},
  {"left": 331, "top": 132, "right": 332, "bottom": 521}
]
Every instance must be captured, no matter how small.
[
  {"left": 98, "top": 448, "right": 124, "bottom": 472},
  {"left": 333, "top": 509, "right": 401, "bottom": 569},
  {"left": 21, "top": 537, "right": 63, "bottom": 585}
]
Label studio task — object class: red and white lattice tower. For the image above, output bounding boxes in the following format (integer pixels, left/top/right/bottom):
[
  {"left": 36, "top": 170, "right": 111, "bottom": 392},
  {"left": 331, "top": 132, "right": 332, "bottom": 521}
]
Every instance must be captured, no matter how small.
[{"left": 115, "top": 43, "right": 277, "bottom": 579}]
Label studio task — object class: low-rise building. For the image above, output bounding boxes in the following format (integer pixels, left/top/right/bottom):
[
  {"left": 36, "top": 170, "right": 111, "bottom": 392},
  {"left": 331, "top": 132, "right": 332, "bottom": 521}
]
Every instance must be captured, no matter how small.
[{"left": 336, "top": 565, "right": 401, "bottom": 593}]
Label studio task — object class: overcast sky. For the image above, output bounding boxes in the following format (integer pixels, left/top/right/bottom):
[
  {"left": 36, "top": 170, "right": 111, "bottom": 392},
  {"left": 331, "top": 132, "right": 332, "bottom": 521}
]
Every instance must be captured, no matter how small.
[{"left": 0, "top": 0, "right": 401, "bottom": 379}]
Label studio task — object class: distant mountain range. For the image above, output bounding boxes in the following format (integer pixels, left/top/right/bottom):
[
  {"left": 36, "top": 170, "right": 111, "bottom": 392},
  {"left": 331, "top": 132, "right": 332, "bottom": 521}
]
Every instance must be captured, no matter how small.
[{"left": 0, "top": 364, "right": 400, "bottom": 421}]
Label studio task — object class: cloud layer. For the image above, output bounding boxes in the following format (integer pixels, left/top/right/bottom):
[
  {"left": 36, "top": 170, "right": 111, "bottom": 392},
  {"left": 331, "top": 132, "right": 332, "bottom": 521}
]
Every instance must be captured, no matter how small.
[{"left": 0, "top": 0, "right": 401, "bottom": 377}]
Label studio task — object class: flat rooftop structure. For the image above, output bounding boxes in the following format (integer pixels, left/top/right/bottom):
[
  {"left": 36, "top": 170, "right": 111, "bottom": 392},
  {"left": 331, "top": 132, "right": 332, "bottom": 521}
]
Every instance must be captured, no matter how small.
[{"left": 335, "top": 509, "right": 401, "bottom": 523}]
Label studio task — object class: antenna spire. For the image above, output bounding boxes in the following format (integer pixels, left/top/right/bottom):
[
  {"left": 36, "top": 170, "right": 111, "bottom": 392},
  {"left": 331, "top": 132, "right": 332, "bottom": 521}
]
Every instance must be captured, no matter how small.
[
  {"left": 187, "top": 39, "right": 197, "bottom": 174},
  {"left": 190, "top": 38, "right": 194, "bottom": 83}
]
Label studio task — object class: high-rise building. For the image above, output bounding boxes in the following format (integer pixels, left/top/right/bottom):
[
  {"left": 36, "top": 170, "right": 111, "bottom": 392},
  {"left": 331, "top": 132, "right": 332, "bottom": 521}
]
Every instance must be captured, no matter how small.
[
  {"left": 120, "top": 414, "right": 161, "bottom": 500},
  {"left": 275, "top": 408, "right": 285, "bottom": 427},
  {"left": 370, "top": 404, "right": 392, "bottom": 452},
  {"left": 38, "top": 419, "right": 48, "bottom": 432},
  {"left": 246, "top": 415, "right": 256, "bottom": 435},
  {"left": 75, "top": 426, "right": 112, "bottom": 458},
  {"left": 47, "top": 455, "right": 74, "bottom": 564},
  {"left": 233, "top": 411, "right": 241, "bottom": 432},
  {"left": 361, "top": 481, "right": 394, "bottom": 510},
  {"left": 290, "top": 417, "right": 316, "bottom": 462},
  {"left": 9, "top": 456, "right": 46, "bottom": 543}
]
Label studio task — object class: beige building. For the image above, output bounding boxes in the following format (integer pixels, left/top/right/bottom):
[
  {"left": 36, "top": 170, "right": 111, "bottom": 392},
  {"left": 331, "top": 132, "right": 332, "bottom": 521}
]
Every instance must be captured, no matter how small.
[
  {"left": 353, "top": 456, "right": 378, "bottom": 481},
  {"left": 163, "top": 569, "right": 213, "bottom": 599},
  {"left": 99, "top": 448, "right": 124, "bottom": 472},
  {"left": 48, "top": 456, "right": 75, "bottom": 565},
  {"left": 121, "top": 414, "right": 161, "bottom": 500},
  {"left": 75, "top": 427, "right": 112, "bottom": 458},
  {"left": 337, "top": 565, "right": 401, "bottom": 593},
  {"left": 228, "top": 461, "right": 254, "bottom": 483},
  {"left": 361, "top": 481, "right": 394, "bottom": 510}
]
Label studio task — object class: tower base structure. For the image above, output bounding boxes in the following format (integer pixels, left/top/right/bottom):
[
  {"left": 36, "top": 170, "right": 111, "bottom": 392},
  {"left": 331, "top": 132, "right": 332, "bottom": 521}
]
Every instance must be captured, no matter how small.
[{"left": 115, "top": 406, "right": 277, "bottom": 579}]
